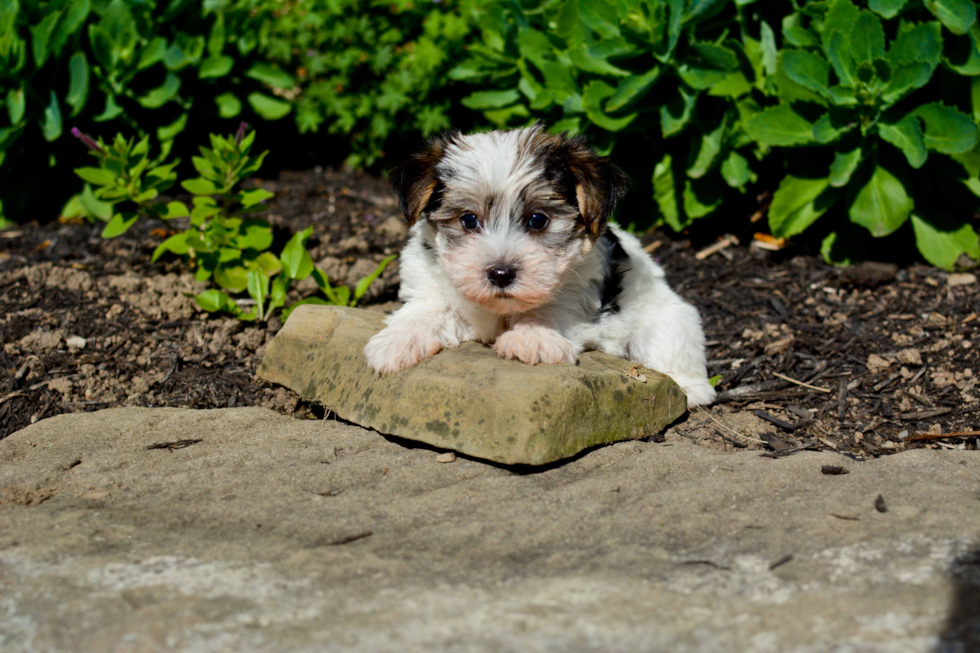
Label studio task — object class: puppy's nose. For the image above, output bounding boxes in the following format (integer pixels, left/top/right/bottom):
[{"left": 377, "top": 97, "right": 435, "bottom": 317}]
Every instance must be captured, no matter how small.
[{"left": 486, "top": 265, "right": 517, "bottom": 288}]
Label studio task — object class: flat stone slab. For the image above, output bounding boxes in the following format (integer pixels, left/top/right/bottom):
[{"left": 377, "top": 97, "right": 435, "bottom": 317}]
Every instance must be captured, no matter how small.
[
  {"left": 257, "top": 305, "right": 687, "bottom": 465},
  {"left": 1, "top": 408, "right": 978, "bottom": 652}
]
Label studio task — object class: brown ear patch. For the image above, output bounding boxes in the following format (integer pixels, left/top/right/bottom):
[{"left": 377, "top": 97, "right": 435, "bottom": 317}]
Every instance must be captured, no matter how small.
[
  {"left": 387, "top": 133, "right": 456, "bottom": 226},
  {"left": 532, "top": 129, "right": 629, "bottom": 236}
]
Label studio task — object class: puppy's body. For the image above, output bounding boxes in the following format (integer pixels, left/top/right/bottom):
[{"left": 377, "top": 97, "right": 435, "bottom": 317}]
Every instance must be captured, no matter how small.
[{"left": 364, "top": 126, "right": 716, "bottom": 408}]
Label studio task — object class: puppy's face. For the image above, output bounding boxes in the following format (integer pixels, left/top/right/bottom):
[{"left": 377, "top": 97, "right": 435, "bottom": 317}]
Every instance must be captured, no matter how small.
[{"left": 389, "top": 126, "right": 627, "bottom": 315}]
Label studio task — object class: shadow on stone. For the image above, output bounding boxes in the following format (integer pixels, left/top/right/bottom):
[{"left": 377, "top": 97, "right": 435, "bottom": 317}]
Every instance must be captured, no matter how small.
[{"left": 937, "top": 546, "right": 980, "bottom": 652}]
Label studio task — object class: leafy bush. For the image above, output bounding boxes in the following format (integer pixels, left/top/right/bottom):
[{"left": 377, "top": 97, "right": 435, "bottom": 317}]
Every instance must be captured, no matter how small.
[
  {"left": 454, "top": 0, "right": 980, "bottom": 270},
  {"left": 0, "top": 0, "right": 297, "bottom": 223},
  {"left": 71, "top": 123, "right": 394, "bottom": 321},
  {"left": 260, "top": 0, "right": 474, "bottom": 168}
]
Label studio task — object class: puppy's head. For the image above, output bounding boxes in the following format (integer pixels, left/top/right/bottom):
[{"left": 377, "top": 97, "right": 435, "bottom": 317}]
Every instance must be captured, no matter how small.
[{"left": 388, "top": 124, "right": 628, "bottom": 315}]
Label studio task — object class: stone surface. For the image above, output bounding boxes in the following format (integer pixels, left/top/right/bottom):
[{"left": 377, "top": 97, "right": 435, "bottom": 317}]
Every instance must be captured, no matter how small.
[
  {"left": 258, "top": 305, "right": 687, "bottom": 465},
  {"left": 1, "top": 407, "right": 978, "bottom": 652}
]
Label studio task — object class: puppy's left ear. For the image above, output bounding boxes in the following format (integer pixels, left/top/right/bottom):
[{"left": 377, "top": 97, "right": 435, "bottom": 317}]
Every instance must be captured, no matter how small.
[
  {"left": 569, "top": 145, "right": 629, "bottom": 236},
  {"left": 387, "top": 134, "right": 454, "bottom": 226}
]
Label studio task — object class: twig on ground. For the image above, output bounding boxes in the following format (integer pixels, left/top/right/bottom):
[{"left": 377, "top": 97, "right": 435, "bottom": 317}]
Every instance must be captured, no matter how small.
[
  {"left": 643, "top": 240, "right": 663, "bottom": 253},
  {"left": 695, "top": 234, "right": 739, "bottom": 260},
  {"left": 771, "top": 371, "right": 831, "bottom": 393},
  {"left": 906, "top": 431, "right": 980, "bottom": 442}
]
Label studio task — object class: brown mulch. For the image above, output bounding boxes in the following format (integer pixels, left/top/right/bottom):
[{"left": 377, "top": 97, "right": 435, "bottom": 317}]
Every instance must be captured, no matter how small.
[{"left": 2, "top": 166, "right": 978, "bottom": 459}]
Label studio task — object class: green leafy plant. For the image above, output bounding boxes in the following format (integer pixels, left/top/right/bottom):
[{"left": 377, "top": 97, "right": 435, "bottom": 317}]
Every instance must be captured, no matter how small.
[
  {"left": 260, "top": 0, "right": 474, "bottom": 168},
  {"left": 1, "top": 0, "right": 290, "bottom": 224},
  {"left": 454, "top": 0, "right": 980, "bottom": 270},
  {"left": 751, "top": 0, "right": 980, "bottom": 269}
]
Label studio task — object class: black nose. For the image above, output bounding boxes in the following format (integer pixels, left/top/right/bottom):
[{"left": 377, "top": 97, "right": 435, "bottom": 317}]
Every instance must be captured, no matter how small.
[{"left": 487, "top": 265, "right": 517, "bottom": 288}]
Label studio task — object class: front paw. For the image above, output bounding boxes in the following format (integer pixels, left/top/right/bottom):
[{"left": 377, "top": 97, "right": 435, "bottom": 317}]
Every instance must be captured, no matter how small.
[
  {"left": 364, "top": 326, "right": 443, "bottom": 375},
  {"left": 494, "top": 325, "right": 577, "bottom": 365}
]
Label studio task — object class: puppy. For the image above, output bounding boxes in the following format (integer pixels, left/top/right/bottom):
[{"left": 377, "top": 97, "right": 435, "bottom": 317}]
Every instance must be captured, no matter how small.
[{"left": 364, "top": 125, "right": 716, "bottom": 408}]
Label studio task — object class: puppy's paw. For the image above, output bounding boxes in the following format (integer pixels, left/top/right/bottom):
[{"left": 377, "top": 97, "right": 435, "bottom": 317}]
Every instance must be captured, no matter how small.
[
  {"left": 674, "top": 377, "right": 717, "bottom": 409},
  {"left": 364, "top": 326, "right": 443, "bottom": 375},
  {"left": 494, "top": 325, "right": 577, "bottom": 365}
]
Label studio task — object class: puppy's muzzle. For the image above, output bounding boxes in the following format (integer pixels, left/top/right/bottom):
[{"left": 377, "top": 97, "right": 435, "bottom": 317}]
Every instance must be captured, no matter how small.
[{"left": 486, "top": 265, "right": 518, "bottom": 288}]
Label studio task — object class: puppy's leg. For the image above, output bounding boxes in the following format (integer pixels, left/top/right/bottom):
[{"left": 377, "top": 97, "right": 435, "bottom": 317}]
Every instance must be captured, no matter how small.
[
  {"left": 629, "top": 297, "right": 716, "bottom": 408},
  {"left": 494, "top": 321, "right": 578, "bottom": 365},
  {"left": 364, "top": 301, "right": 464, "bottom": 374}
]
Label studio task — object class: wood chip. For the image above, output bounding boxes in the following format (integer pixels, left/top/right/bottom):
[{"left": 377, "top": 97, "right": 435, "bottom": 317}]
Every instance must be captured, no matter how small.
[
  {"left": 752, "top": 232, "right": 786, "bottom": 251},
  {"left": 695, "top": 234, "right": 739, "bottom": 260},
  {"left": 821, "top": 465, "right": 848, "bottom": 475},
  {"left": 898, "top": 408, "right": 953, "bottom": 421},
  {"left": 643, "top": 240, "right": 663, "bottom": 253},
  {"left": 436, "top": 452, "right": 456, "bottom": 463}
]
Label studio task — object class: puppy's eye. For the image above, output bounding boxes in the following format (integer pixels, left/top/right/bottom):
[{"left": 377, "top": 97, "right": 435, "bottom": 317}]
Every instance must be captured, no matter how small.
[
  {"left": 527, "top": 213, "right": 550, "bottom": 231},
  {"left": 460, "top": 213, "right": 479, "bottom": 231}
]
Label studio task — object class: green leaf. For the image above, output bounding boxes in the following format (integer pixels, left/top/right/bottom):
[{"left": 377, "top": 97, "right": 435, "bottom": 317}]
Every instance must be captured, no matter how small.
[
  {"left": 813, "top": 110, "right": 859, "bottom": 143},
  {"left": 946, "top": 23, "right": 980, "bottom": 75},
  {"left": 253, "top": 251, "right": 282, "bottom": 276},
  {"left": 160, "top": 201, "right": 189, "bottom": 219},
  {"left": 878, "top": 116, "right": 928, "bottom": 168},
  {"left": 744, "top": 105, "right": 814, "bottom": 146},
  {"left": 247, "top": 93, "right": 291, "bottom": 120},
  {"left": 240, "top": 188, "right": 274, "bottom": 208},
  {"left": 848, "top": 165, "right": 914, "bottom": 237},
  {"left": 101, "top": 212, "right": 139, "bottom": 239},
  {"left": 31, "top": 10, "right": 61, "bottom": 68},
  {"left": 245, "top": 63, "right": 295, "bottom": 88},
  {"left": 683, "top": 178, "right": 722, "bottom": 219},
  {"left": 42, "top": 91, "right": 62, "bottom": 142},
  {"left": 782, "top": 13, "right": 819, "bottom": 47},
  {"left": 821, "top": 226, "right": 866, "bottom": 266},
  {"left": 912, "top": 103, "right": 980, "bottom": 153},
  {"left": 80, "top": 184, "right": 113, "bottom": 221},
  {"left": 653, "top": 154, "right": 685, "bottom": 231},
  {"left": 93, "top": 95, "right": 123, "bottom": 122},
  {"left": 182, "top": 178, "right": 218, "bottom": 195},
  {"left": 215, "top": 265, "right": 249, "bottom": 293},
  {"left": 687, "top": 117, "right": 727, "bottom": 179},
  {"left": 194, "top": 289, "right": 240, "bottom": 315},
  {"left": 769, "top": 176, "right": 838, "bottom": 237},
  {"left": 352, "top": 255, "right": 397, "bottom": 307},
  {"left": 75, "top": 167, "right": 115, "bottom": 186},
  {"left": 660, "top": 86, "right": 697, "bottom": 137},
  {"left": 888, "top": 22, "right": 942, "bottom": 68},
  {"left": 238, "top": 219, "right": 274, "bottom": 250},
  {"left": 568, "top": 46, "right": 630, "bottom": 77},
  {"left": 605, "top": 67, "right": 660, "bottom": 112},
  {"left": 760, "top": 21, "right": 778, "bottom": 76},
  {"left": 826, "top": 31, "right": 858, "bottom": 88},
  {"left": 246, "top": 270, "right": 270, "bottom": 320},
  {"left": 677, "top": 43, "right": 739, "bottom": 90},
  {"left": 882, "top": 62, "right": 934, "bottom": 104},
  {"left": 870, "top": 0, "right": 908, "bottom": 18},
  {"left": 199, "top": 55, "right": 234, "bottom": 78},
  {"left": 911, "top": 210, "right": 980, "bottom": 270},
  {"left": 152, "top": 232, "right": 191, "bottom": 261},
  {"left": 6, "top": 88, "right": 24, "bottom": 125},
  {"left": 461, "top": 89, "right": 521, "bottom": 110},
  {"left": 215, "top": 93, "right": 242, "bottom": 118},
  {"left": 157, "top": 113, "right": 187, "bottom": 141},
  {"left": 829, "top": 148, "right": 864, "bottom": 187},
  {"left": 582, "top": 81, "right": 637, "bottom": 132},
  {"left": 138, "top": 37, "right": 167, "bottom": 70},
  {"left": 63, "top": 53, "right": 89, "bottom": 117},
  {"left": 924, "top": 0, "right": 976, "bottom": 35},
  {"left": 280, "top": 227, "right": 314, "bottom": 279},
  {"left": 851, "top": 11, "right": 886, "bottom": 66},
  {"left": 720, "top": 151, "right": 754, "bottom": 189},
  {"left": 782, "top": 50, "right": 830, "bottom": 96},
  {"left": 137, "top": 74, "right": 181, "bottom": 109}
]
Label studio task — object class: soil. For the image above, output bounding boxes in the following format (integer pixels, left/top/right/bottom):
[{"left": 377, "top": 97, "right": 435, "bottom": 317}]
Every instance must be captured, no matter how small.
[{"left": 2, "top": 166, "right": 978, "bottom": 459}]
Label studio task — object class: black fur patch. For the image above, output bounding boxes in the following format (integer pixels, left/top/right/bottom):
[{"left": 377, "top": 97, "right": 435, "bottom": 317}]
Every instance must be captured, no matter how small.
[{"left": 597, "top": 229, "right": 630, "bottom": 317}]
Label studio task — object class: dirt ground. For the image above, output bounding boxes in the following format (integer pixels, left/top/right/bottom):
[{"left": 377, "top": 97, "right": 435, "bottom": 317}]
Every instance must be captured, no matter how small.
[{"left": 1, "top": 166, "right": 978, "bottom": 458}]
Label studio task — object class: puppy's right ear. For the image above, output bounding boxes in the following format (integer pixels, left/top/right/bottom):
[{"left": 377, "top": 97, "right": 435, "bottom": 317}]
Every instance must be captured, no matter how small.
[{"left": 387, "top": 135, "right": 452, "bottom": 226}]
